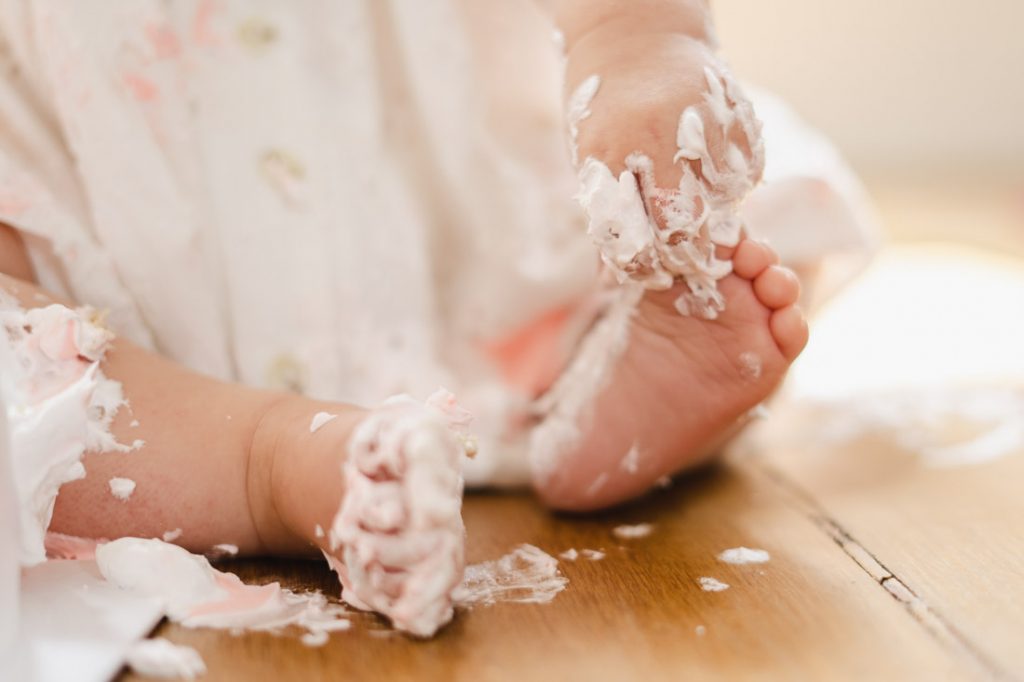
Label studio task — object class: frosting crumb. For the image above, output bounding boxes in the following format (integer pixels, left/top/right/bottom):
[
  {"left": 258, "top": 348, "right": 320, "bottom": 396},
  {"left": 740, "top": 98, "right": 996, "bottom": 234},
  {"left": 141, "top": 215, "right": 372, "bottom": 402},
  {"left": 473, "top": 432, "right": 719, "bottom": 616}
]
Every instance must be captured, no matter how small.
[
  {"left": 454, "top": 544, "right": 568, "bottom": 606},
  {"left": 612, "top": 523, "right": 653, "bottom": 540},
  {"left": 108, "top": 477, "right": 136, "bottom": 501},
  {"left": 126, "top": 638, "right": 206, "bottom": 680},
  {"left": 718, "top": 547, "right": 770, "bottom": 564},
  {"left": 309, "top": 411, "right": 338, "bottom": 433},
  {"left": 698, "top": 576, "right": 730, "bottom": 592}
]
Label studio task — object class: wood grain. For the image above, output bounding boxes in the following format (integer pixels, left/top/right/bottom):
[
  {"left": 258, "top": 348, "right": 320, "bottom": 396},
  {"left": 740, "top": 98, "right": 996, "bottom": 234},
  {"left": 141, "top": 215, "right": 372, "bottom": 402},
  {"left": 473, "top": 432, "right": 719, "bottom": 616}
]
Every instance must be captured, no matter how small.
[
  {"left": 120, "top": 180, "right": 1024, "bottom": 680},
  {"left": 121, "top": 463, "right": 974, "bottom": 682},
  {"left": 754, "top": 400, "right": 1024, "bottom": 680},
  {"left": 748, "top": 183, "right": 1024, "bottom": 680}
]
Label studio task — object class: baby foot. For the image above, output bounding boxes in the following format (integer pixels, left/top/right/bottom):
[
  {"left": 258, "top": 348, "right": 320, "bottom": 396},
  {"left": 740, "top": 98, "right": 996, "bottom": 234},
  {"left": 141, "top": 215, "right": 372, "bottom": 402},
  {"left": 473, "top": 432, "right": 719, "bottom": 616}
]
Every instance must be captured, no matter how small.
[
  {"left": 533, "top": 238, "right": 806, "bottom": 510},
  {"left": 531, "top": 30, "right": 807, "bottom": 509},
  {"left": 326, "top": 391, "right": 468, "bottom": 637}
]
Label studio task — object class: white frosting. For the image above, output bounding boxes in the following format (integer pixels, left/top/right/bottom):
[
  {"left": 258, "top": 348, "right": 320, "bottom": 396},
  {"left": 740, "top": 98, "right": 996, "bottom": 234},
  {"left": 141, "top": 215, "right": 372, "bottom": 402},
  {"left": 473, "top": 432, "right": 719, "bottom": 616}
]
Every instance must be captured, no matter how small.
[
  {"left": 108, "top": 477, "right": 136, "bottom": 501},
  {"left": 453, "top": 544, "right": 567, "bottom": 606},
  {"left": 612, "top": 523, "right": 653, "bottom": 540},
  {"left": 576, "top": 65, "right": 764, "bottom": 320},
  {"left": 698, "top": 576, "right": 730, "bottom": 592},
  {"left": 0, "top": 298, "right": 128, "bottom": 565},
  {"left": 559, "top": 548, "right": 579, "bottom": 561},
  {"left": 717, "top": 547, "right": 770, "bottom": 564},
  {"left": 585, "top": 472, "right": 610, "bottom": 497},
  {"left": 309, "top": 411, "right": 337, "bottom": 433},
  {"left": 581, "top": 549, "right": 605, "bottom": 561},
  {"left": 161, "top": 528, "right": 183, "bottom": 543},
  {"left": 746, "top": 403, "right": 770, "bottom": 421},
  {"left": 126, "top": 638, "right": 206, "bottom": 680},
  {"left": 566, "top": 74, "right": 601, "bottom": 166},
  {"left": 801, "top": 387, "right": 1024, "bottom": 469},
  {"left": 187, "top": 586, "right": 350, "bottom": 636},
  {"left": 327, "top": 389, "right": 469, "bottom": 638},
  {"left": 211, "top": 543, "right": 238, "bottom": 557},
  {"left": 551, "top": 29, "right": 566, "bottom": 54},
  {"left": 528, "top": 285, "right": 643, "bottom": 485},
  {"left": 620, "top": 443, "right": 641, "bottom": 474},
  {"left": 300, "top": 629, "right": 329, "bottom": 647},
  {"left": 738, "top": 351, "right": 762, "bottom": 380},
  {"left": 96, "top": 538, "right": 226, "bottom": 620},
  {"left": 96, "top": 537, "right": 351, "bottom": 638}
]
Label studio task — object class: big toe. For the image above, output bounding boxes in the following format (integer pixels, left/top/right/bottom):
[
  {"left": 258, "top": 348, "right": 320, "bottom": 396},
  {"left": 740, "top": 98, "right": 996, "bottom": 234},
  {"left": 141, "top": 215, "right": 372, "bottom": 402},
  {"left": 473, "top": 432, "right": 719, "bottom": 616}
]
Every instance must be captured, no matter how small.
[
  {"left": 770, "top": 304, "right": 809, "bottom": 361},
  {"left": 753, "top": 265, "right": 801, "bottom": 310}
]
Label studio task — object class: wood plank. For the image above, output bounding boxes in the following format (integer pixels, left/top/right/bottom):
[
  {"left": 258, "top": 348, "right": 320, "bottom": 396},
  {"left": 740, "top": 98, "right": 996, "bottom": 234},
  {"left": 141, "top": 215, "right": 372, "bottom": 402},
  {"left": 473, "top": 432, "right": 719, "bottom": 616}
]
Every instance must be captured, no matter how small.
[
  {"left": 752, "top": 399, "right": 1024, "bottom": 680},
  {"left": 122, "top": 462, "right": 972, "bottom": 681},
  {"left": 746, "top": 185, "right": 1024, "bottom": 679}
]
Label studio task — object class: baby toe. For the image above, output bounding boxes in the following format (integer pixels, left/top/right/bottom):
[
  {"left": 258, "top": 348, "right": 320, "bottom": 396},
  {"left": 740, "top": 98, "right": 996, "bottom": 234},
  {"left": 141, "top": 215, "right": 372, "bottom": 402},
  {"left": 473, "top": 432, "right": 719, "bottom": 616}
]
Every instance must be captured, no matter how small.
[
  {"left": 753, "top": 265, "right": 801, "bottom": 309},
  {"left": 770, "top": 304, "right": 809, "bottom": 361}
]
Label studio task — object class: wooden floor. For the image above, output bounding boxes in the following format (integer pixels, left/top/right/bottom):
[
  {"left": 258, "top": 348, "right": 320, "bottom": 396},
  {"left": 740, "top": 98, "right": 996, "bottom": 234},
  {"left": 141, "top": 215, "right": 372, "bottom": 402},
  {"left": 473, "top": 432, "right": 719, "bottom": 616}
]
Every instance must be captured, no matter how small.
[
  {"left": 126, "top": 445, "right": 1023, "bottom": 682},
  {"left": 124, "top": 178, "right": 1024, "bottom": 682}
]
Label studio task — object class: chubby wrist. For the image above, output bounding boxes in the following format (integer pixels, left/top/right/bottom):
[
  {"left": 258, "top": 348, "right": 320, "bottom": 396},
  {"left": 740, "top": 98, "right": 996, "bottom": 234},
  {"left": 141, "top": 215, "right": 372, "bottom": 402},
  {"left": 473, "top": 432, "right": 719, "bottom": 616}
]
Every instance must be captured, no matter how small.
[
  {"left": 244, "top": 392, "right": 310, "bottom": 553},
  {"left": 248, "top": 392, "right": 365, "bottom": 555}
]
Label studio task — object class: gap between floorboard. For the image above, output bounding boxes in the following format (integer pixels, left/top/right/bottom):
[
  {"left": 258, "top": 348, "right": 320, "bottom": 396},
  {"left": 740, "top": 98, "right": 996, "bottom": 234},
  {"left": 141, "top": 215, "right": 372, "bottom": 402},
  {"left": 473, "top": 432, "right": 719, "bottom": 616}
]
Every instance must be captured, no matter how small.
[{"left": 750, "top": 461, "right": 1012, "bottom": 681}]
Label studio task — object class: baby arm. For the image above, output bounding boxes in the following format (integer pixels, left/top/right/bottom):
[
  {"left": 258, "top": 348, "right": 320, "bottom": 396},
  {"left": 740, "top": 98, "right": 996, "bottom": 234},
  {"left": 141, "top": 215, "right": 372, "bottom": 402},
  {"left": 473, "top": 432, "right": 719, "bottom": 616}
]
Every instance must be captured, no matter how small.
[
  {"left": 3, "top": 224, "right": 466, "bottom": 635},
  {"left": 0, "top": 224, "right": 352, "bottom": 557}
]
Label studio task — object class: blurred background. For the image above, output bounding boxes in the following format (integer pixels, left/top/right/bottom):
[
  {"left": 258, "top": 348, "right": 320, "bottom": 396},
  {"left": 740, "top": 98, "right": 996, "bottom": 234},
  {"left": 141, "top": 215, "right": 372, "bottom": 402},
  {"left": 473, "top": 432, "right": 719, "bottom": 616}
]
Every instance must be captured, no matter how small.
[
  {"left": 712, "top": 0, "right": 1023, "bottom": 455},
  {"left": 718, "top": 0, "right": 1024, "bottom": 262},
  {"left": 717, "top": 0, "right": 1024, "bottom": 178}
]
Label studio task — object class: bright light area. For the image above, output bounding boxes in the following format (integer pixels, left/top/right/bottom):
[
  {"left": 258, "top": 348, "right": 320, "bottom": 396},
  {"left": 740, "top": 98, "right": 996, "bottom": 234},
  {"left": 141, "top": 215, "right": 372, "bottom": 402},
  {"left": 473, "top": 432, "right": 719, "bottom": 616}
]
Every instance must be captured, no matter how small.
[{"left": 787, "top": 243, "right": 1024, "bottom": 400}]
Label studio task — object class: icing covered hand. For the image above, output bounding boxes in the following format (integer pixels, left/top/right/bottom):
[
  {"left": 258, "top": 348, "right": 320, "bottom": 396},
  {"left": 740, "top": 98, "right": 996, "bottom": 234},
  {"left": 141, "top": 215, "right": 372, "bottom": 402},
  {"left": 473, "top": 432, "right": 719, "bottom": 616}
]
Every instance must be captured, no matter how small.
[
  {"left": 254, "top": 390, "right": 471, "bottom": 638},
  {"left": 323, "top": 391, "right": 470, "bottom": 638}
]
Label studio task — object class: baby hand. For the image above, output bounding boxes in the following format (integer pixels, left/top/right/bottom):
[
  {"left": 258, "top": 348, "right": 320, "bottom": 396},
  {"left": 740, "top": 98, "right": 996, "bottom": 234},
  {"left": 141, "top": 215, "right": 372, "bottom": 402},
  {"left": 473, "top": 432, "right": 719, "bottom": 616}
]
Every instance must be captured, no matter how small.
[{"left": 253, "top": 392, "right": 469, "bottom": 637}]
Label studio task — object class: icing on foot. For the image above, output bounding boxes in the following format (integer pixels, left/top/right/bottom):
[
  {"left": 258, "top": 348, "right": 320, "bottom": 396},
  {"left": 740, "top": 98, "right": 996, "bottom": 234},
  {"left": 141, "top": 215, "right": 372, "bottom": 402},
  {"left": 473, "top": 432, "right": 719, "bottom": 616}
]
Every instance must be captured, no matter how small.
[
  {"left": 531, "top": 237, "right": 807, "bottom": 510},
  {"left": 326, "top": 390, "right": 469, "bottom": 637},
  {"left": 531, "top": 51, "right": 805, "bottom": 509},
  {"left": 577, "top": 64, "right": 764, "bottom": 320}
]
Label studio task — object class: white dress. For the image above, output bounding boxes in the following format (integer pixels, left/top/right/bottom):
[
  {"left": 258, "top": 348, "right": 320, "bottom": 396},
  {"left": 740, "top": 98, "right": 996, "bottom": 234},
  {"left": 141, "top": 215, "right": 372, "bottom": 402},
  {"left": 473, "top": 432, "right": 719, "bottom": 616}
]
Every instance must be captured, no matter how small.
[{"left": 0, "top": 0, "right": 875, "bottom": 486}]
